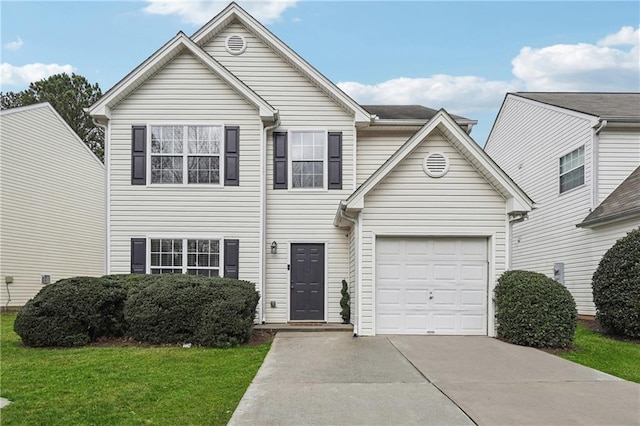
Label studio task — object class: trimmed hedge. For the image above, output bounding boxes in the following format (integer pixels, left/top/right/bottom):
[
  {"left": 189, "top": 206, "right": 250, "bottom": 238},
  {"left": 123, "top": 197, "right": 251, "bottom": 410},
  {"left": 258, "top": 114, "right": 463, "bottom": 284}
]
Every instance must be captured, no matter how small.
[
  {"left": 495, "top": 270, "right": 577, "bottom": 348},
  {"left": 124, "top": 275, "right": 260, "bottom": 347},
  {"left": 592, "top": 228, "right": 640, "bottom": 338},
  {"left": 14, "top": 277, "right": 128, "bottom": 347}
]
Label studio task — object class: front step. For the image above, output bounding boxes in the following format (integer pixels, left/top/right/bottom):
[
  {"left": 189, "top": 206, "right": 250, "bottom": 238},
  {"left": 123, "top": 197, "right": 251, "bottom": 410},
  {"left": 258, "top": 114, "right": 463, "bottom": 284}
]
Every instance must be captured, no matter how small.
[{"left": 255, "top": 323, "right": 353, "bottom": 333}]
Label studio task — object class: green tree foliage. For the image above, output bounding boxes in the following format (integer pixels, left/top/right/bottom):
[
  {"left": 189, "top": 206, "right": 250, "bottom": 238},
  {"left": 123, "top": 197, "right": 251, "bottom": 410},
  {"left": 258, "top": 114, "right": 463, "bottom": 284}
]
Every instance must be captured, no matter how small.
[{"left": 1, "top": 73, "right": 104, "bottom": 161}]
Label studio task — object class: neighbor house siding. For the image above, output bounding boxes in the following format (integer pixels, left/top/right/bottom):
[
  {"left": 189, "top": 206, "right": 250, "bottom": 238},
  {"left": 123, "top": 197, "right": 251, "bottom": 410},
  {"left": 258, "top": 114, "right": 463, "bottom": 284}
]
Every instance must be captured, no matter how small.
[
  {"left": 108, "top": 51, "right": 262, "bottom": 285},
  {"left": 356, "top": 130, "right": 417, "bottom": 186},
  {"left": 203, "top": 22, "right": 356, "bottom": 323},
  {"left": 359, "top": 131, "right": 507, "bottom": 335},
  {"left": 597, "top": 129, "right": 640, "bottom": 204},
  {"left": 0, "top": 105, "right": 105, "bottom": 306},
  {"left": 486, "top": 96, "right": 600, "bottom": 314}
]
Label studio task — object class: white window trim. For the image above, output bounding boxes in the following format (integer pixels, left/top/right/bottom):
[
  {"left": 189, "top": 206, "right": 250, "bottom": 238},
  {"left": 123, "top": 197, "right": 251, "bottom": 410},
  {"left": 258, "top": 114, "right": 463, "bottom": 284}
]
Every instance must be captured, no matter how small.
[
  {"left": 558, "top": 145, "right": 585, "bottom": 195},
  {"left": 287, "top": 129, "right": 329, "bottom": 191},
  {"left": 146, "top": 236, "right": 224, "bottom": 276},
  {"left": 146, "top": 123, "right": 225, "bottom": 188}
]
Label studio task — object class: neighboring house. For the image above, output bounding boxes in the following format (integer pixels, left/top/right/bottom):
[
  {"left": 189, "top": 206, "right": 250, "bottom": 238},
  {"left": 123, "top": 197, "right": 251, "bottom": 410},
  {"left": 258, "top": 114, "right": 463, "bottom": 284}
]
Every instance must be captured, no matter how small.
[
  {"left": 485, "top": 92, "right": 640, "bottom": 315},
  {"left": 0, "top": 103, "right": 105, "bottom": 307},
  {"left": 88, "top": 2, "right": 532, "bottom": 336}
]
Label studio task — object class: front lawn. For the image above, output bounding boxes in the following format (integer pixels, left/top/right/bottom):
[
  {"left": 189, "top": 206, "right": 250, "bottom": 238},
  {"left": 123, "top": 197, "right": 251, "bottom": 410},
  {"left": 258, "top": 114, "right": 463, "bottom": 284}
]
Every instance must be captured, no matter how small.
[
  {"left": 0, "top": 313, "right": 270, "bottom": 425},
  {"left": 559, "top": 322, "right": 640, "bottom": 383}
]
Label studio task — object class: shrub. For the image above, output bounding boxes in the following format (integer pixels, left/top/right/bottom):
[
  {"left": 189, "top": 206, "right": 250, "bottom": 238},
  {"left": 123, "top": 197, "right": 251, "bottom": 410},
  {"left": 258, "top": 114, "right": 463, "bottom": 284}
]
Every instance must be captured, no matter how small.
[
  {"left": 124, "top": 275, "right": 259, "bottom": 347},
  {"left": 495, "top": 270, "right": 577, "bottom": 348},
  {"left": 101, "top": 273, "right": 155, "bottom": 290},
  {"left": 592, "top": 228, "right": 640, "bottom": 338},
  {"left": 14, "top": 277, "right": 128, "bottom": 347}
]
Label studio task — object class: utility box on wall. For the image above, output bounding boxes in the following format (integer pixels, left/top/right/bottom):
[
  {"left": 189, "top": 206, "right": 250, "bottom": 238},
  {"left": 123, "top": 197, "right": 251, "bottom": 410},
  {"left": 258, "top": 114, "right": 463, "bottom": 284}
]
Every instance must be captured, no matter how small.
[{"left": 553, "top": 263, "right": 564, "bottom": 284}]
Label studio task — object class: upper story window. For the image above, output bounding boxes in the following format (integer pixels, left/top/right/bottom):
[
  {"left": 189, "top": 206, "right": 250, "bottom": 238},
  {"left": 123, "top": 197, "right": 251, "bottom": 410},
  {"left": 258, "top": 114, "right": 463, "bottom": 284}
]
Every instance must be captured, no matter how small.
[
  {"left": 290, "top": 130, "right": 326, "bottom": 189},
  {"left": 150, "top": 125, "right": 221, "bottom": 185},
  {"left": 559, "top": 145, "right": 585, "bottom": 194},
  {"left": 149, "top": 238, "right": 220, "bottom": 276}
]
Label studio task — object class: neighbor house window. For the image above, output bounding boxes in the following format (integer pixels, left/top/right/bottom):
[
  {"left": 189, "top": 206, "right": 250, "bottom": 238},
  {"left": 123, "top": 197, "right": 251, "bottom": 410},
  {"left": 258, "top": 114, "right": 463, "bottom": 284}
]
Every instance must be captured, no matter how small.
[
  {"left": 559, "top": 146, "right": 585, "bottom": 193},
  {"left": 149, "top": 238, "right": 220, "bottom": 276},
  {"left": 290, "top": 130, "right": 326, "bottom": 189},
  {"left": 150, "top": 125, "right": 221, "bottom": 184}
]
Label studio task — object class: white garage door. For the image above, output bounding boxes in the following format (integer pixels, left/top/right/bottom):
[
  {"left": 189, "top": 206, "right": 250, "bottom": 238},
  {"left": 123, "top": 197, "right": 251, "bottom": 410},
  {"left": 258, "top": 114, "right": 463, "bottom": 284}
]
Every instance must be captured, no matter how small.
[{"left": 375, "top": 237, "right": 488, "bottom": 335}]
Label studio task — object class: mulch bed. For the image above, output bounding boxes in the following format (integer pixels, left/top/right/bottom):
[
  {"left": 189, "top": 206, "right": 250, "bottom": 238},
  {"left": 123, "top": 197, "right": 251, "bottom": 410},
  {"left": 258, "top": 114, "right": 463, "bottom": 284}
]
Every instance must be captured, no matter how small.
[{"left": 87, "top": 329, "right": 276, "bottom": 348}]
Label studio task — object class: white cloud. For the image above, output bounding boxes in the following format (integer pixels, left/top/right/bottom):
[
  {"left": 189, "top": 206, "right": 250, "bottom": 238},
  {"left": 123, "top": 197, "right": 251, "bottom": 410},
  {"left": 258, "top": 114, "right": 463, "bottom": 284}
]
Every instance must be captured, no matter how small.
[
  {"left": 0, "top": 63, "right": 75, "bottom": 86},
  {"left": 597, "top": 26, "right": 640, "bottom": 47},
  {"left": 143, "top": 0, "right": 297, "bottom": 25},
  {"left": 4, "top": 36, "right": 23, "bottom": 51},
  {"left": 338, "top": 75, "right": 520, "bottom": 115}
]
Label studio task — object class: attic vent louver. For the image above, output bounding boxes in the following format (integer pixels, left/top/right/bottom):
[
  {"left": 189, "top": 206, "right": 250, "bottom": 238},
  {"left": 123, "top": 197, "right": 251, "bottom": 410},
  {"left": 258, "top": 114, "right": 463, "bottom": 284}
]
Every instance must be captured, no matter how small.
[
  {"left": 225, "top": 34, "right": 246, "bottom": 55},
  {"left": 423, "top": 152, "right": 450, "bottom": 178}
]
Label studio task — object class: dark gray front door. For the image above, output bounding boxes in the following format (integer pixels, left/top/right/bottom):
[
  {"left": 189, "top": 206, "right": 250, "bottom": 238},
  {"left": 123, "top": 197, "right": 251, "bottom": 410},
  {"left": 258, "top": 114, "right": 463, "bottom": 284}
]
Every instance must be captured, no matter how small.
[{"left": 290, "top": 243, "right": 325, "bottom": 321}]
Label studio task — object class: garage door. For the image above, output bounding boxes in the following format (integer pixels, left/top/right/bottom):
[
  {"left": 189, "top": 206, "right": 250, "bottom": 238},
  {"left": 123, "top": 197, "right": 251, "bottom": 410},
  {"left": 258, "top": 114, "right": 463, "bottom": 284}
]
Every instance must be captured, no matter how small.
[{"left": 375, "top": 237, "right": 488, "bottom": 335}]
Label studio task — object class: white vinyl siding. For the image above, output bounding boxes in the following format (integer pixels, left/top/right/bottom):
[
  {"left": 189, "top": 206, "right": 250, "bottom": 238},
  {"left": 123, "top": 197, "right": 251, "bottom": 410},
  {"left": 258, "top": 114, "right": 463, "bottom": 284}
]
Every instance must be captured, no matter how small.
[
  {"left": 108, "top": 51, "right": 262, "bottom": 286},
  {"left": 485, "top": 95, "right": 636, "bottom": 314},
  {"left": 597, "top": 129, "right": 640, "bottom": 203},
  {"left": 202, "top": 23, "right": 355, "bottom": 323},
  {"left": 359, "top": 131, "right": 507, "bottom": 336},
  {"left": 0, "top": 104, "right": 105, "bottom": 306},
  {"left": 356, "top": 130, "right": 417, "bottom": 186}
]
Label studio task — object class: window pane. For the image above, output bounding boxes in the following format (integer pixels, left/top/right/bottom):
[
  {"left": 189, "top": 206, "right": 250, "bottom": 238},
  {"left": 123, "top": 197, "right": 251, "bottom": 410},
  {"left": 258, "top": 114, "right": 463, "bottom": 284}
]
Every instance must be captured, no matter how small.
[
  {"left": 187, "top": 156, "right": 219, "bottom": 184},
  {"left": 292, "top": 160, "right": 323, "bottom": 188},
  {"left": 560, "top": 166, "right": 585, "bottom": 193},
  {"left": 151, "top": 156, "right": 183, "bottom": 184},
  {"left": 188, "top": 126, "right": 221, "bottom": 155}
]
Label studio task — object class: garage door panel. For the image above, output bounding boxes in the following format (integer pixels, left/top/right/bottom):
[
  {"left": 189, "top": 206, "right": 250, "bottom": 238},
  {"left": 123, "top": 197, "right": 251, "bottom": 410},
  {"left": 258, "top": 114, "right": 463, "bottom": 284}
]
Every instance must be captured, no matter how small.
[{"left": 376, "top": 237, "right": 487, "bottom": 335}]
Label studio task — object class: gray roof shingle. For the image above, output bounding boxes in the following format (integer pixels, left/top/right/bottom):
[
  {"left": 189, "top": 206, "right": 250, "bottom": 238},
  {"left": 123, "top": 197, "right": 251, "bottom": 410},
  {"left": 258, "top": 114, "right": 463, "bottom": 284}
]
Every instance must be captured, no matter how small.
[
  {"left": 514, "top": 93, "right": 640, "bottom": 120},
  {"left": 362, "top": 105, "right": 470, "bottom": 122},
  {"left": 580, "top": 165, "right": 640, "bottom": 227}
]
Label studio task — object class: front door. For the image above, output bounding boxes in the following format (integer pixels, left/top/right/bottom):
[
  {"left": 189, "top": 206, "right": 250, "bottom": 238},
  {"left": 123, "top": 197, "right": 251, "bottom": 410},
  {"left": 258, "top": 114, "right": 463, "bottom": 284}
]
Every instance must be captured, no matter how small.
[{"left": 290, "top": 243, "right": 325, "bottom": 321}]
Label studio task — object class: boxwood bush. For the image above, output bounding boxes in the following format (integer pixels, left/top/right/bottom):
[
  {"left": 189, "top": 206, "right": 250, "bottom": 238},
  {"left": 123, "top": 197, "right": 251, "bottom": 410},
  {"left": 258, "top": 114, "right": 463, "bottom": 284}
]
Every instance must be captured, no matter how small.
[
  {"left": 124, "top": 275, "right": 259, "bottom": 347},
  {"left": 495, "top": 270, "right": 577, "bottom": 348},
  {"left": 14, "top": 276, "right": 128, "bottom": 347},
  {"left": 592, "top": 228, "right": 640, "bottom": 337}
]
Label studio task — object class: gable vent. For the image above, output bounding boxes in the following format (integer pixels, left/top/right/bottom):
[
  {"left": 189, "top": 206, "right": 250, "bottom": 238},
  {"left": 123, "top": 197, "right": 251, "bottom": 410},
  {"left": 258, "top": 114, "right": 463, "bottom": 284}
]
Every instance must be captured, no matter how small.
[
  {"left": 225, "top": 34, "right": 247, "bottom": 55},
  {"left": 423, "top": 152, "right": 450, "bottom": 178}
]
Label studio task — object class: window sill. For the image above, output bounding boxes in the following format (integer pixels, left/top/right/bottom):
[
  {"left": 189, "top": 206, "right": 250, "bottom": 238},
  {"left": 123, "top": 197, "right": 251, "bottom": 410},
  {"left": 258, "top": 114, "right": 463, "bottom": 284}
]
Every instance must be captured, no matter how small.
[{"left": 145, "top": 184, "right": 225, "bottom": 189}]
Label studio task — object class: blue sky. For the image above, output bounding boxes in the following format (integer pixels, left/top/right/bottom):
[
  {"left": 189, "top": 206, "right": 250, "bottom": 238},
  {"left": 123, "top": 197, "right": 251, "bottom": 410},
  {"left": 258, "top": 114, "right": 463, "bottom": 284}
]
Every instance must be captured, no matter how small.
[{"left": 1, "top": 1, "right": 639, "bottom": 144}]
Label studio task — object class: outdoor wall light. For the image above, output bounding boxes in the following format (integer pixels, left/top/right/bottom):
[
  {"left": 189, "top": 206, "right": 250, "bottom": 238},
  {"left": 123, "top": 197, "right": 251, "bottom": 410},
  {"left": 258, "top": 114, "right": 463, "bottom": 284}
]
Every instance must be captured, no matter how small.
[{"left": 270, "top": 241, "right": 278, "bottom": 254}]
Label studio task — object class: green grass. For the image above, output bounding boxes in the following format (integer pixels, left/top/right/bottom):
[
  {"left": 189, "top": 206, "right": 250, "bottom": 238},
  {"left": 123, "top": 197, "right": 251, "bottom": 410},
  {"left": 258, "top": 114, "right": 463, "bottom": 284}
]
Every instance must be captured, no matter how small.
[
  {"left": 559, "top": 323, "right": 640, "bottom": 383},
  {"left": 0, "top": 313, "right": 270, "bottom": 425}
]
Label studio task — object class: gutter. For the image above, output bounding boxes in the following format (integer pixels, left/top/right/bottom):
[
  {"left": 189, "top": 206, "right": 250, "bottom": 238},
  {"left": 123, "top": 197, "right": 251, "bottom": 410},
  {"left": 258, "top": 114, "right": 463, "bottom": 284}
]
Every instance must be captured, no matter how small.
[
  {"left": 334, "top": 201, "right": 359, "bottom": 336},
  {"left": 260, "top": 112, "right": 280, "bottom": 324}
]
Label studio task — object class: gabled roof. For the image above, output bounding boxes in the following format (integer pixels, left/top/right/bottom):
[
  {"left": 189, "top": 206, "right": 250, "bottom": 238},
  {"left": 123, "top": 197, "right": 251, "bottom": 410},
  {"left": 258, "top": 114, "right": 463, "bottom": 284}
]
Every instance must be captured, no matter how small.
[
  {"left": 363, "top": 105, "right": 469, "bottom": 122},
  {"left": 336, "top": 109, "right": 533, "bottom": 223},
  {"left": 579, "top": 166, "right": 640, "bottom": 228},
  {"left": 88, "top": 31, "right": 277, "bottom": 123},
  {"left": 190, "top": 2, "right": 372, "bottom": 126},
  {"left": 512, "top": 93, "right": 640, "bottom": 121}
]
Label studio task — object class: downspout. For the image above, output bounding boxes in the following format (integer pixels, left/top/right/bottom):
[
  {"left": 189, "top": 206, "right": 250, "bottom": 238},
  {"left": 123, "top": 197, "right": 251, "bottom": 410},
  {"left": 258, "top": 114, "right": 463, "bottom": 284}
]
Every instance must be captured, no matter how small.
[
  {"left": 261, "top": 113, "right": 280, "bottom": 324},
  {"left": 92, "top": 116, "right": 109, "bottom": 275},
  {"left": 592, "top": 119, "right": 607, "bottom": 209},
  {"left": 337, "top": 202, "right": 359, "bottom": 336}
]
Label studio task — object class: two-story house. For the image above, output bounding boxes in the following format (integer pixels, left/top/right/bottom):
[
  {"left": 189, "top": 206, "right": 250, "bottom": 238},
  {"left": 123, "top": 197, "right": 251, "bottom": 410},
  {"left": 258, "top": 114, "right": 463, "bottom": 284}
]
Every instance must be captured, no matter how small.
[
  {"left": 485, "top": 92, "right": 640, "bottom": 315},
  {"left": 89, "top": 2, "right": 532, "bottom": 336}
]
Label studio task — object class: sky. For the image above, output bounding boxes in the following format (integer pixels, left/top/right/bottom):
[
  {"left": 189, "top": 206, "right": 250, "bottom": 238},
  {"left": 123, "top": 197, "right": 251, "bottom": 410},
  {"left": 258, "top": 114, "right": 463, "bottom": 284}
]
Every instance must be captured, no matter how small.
[{"left": 1, "top": 1, "right": 639, "bottom": 145}]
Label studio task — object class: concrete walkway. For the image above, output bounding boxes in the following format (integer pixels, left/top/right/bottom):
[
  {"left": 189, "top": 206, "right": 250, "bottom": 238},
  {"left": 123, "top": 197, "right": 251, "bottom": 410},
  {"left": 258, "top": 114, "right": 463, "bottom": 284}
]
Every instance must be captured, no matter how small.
[{"left": 230, "top": 333, "right": 640, "bottom": 426}]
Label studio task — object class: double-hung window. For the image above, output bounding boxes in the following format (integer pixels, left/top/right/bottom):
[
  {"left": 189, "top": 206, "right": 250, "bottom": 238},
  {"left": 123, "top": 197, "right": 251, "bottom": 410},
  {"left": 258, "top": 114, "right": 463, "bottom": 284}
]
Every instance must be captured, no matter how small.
[
  {"left": 559, "top": 146, "right": 585, "bottom": 193},
  {"left": 290, "top": 131, "right": 326, "bottom": 189},
  {"left": 149, "top": 238, "right": 220, "bottom": 276},
  {"left": 150, "top": 125, "right": 222, "bottom": 185}
]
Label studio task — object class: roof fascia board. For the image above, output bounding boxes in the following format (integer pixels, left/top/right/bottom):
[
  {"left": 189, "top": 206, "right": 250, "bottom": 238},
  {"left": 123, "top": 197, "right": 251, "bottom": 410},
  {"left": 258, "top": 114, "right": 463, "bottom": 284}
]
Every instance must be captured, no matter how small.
[
  {"left": 371, "top": 118, "right": 478, "bottom": 126},
  {"left": 89, "top": 32, "right": 277, "bottom": 121},
  {"left": 190, "top": 3, "right": 372, "bottom": 125},
  {"left": 510, "top": 94, "right": 601, "bottom": 124},
  {"left": 344, "top": 110, "right": 533, "bottom": 211},
  {"left": 578, "top": 209, "right": 640, "bottom": 228}
]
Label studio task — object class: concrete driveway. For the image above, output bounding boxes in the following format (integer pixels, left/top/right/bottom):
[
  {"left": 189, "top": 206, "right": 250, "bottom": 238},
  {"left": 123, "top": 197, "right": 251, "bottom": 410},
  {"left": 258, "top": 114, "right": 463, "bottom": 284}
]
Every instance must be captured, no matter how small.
[{"left": 229, "top": 333, "right": 640, "bottom": 426}]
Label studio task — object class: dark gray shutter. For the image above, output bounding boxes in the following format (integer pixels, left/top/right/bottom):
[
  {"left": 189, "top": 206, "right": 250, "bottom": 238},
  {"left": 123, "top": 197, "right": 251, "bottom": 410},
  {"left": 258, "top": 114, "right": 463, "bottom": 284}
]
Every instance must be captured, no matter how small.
[
  {"left": 131, "top": 125, "right": 146, "bottom": 185},
  {"left": 328, "top": 132, "right": 342, "bottom": 189},
  {"left": 225, "top": 126, "right": 239, "bottom": 186},
  {"left": 224, "top": 239, "right": 239, "bottom": 279},
  {"left": 131, "top": 238, "right": 146, "bottom": 274},
  {"left": 273, "top": 132, "right": 288, "bottom": 189}
]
